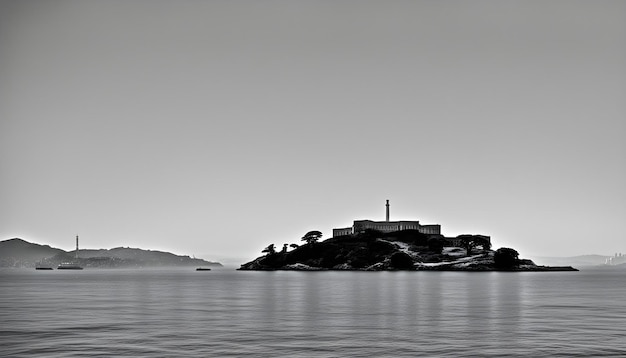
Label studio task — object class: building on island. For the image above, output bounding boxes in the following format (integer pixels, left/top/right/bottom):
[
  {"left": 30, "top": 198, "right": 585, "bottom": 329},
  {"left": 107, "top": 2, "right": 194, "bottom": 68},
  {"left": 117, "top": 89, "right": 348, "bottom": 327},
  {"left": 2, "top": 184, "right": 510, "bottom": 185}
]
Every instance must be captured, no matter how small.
[{"left": 332, "top": 200, "right": 442, "bottom": 237}]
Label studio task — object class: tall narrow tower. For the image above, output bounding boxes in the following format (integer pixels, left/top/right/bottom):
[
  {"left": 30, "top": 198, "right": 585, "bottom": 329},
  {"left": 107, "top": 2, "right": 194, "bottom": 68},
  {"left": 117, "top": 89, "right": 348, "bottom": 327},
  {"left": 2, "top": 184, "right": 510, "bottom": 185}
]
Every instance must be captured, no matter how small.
[
  {"left": 386, "top": 200, "right": 390, "bottom": 222},
  {"left": 75, "top": 235, "right": 79, "bottom": 260}
]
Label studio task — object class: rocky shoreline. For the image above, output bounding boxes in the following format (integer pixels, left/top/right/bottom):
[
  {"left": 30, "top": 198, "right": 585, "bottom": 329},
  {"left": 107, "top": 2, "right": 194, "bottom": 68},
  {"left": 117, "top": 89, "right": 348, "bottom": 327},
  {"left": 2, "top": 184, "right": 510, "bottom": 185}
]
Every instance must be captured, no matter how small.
[{"left": 238, "top": 260, "right": 578, "bottom": 272}]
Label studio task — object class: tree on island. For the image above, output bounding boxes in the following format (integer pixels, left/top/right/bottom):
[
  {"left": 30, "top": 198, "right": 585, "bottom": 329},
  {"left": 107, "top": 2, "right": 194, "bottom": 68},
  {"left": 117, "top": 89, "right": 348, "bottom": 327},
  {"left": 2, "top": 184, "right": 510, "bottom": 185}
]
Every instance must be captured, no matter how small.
[
  {"left": 390, "top": 252, "right": 414, "bottom": 270},
  {"left": 494, "top": 247, "right": 519, "bottom": 269},
  {"left": 459, "top": 235, "right": 491, "bottom": 256},
  {"left": 479, "top": 237, "right": 492, "bottom": 251},
  {"left": 262, "top": 244, "right": 276, "bottom": 255},
  {"left": 302, "top": 230, "right": 322, "bottom": 245}
]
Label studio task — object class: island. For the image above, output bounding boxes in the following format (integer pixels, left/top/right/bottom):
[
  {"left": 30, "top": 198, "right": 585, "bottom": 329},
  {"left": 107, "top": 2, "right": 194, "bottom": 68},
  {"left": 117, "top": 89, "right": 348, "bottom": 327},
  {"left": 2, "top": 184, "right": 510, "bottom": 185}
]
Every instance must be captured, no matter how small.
[{"left": 239, "top": 201, "right": 577, "bottom": 272}]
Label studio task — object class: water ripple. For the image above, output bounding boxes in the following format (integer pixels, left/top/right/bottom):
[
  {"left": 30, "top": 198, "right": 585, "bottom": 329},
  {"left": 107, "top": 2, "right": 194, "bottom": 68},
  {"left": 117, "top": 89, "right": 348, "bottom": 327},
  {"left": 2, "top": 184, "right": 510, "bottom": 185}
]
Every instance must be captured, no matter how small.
[{"left": 1, "top": 268, "right": 625, "bottom": 357}]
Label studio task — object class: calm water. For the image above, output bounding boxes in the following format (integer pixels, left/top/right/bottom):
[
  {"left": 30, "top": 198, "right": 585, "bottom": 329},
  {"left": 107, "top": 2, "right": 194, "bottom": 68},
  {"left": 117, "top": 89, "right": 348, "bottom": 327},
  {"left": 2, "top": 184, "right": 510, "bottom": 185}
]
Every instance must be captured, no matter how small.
[{"left": 1, "top": 268, "right": 625, "bottom": 357}]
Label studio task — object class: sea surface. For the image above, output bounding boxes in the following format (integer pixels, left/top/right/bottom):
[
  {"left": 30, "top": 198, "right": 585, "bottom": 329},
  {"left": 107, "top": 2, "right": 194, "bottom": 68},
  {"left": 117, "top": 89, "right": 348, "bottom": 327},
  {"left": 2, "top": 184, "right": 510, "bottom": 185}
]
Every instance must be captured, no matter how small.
[{"left": 1, "top": 267, "right": 625, "bottom": 357}]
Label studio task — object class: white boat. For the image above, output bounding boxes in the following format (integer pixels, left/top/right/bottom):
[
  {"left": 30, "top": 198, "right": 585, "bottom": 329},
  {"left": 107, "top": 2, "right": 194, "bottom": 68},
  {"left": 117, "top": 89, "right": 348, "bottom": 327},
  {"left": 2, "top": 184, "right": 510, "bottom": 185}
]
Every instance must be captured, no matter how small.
[{"left": 57, "top": 262, "right": 83, "bottom": 270}]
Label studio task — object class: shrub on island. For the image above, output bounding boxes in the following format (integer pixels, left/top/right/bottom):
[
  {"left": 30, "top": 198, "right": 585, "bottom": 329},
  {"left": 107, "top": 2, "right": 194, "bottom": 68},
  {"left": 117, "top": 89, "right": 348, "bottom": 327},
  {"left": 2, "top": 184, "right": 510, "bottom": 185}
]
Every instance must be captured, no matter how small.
[{"left": 494, "top": 247, "right": 519, "bottom": 269}]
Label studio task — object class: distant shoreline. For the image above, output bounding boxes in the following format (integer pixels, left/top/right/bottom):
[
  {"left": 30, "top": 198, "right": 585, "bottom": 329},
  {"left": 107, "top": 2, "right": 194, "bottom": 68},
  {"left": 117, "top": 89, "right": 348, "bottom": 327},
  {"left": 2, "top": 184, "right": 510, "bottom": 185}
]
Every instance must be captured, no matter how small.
[{"left": 0, "top": 238, "right": 223, "bottom": 268}]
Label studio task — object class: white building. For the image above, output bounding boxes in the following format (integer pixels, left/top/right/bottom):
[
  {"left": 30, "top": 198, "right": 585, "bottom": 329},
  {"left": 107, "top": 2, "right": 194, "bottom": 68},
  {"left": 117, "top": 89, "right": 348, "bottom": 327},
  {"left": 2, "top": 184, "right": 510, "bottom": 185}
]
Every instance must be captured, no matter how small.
[{"left": 332, "top": 200, "right": 441, "bottom": 237}]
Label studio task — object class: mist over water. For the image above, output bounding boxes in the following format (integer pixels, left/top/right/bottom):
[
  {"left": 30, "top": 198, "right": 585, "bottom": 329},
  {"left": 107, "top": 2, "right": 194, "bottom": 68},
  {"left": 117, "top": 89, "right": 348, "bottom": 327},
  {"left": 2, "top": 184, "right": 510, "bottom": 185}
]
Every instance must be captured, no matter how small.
[{"left": 1, "top": 268, "right": 625, "bottom": 357}]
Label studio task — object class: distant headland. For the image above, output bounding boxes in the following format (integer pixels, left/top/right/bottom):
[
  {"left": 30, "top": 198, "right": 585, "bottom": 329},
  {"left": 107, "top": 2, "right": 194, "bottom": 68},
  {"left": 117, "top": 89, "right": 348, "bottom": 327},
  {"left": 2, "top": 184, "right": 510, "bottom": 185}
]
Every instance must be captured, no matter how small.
[
  {"left": 239, "top": 200, "right": 577, "bottom": 272},
  {"left": 0, "top": 238, "right": 222, "bottom": 268}
]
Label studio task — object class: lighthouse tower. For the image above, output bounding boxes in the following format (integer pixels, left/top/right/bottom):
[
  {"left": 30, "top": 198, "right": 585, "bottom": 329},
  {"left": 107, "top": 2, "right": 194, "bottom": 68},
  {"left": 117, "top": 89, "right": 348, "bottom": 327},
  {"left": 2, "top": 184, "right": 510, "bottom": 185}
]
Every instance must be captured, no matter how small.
[{"left": 75, "top": 235, "right": 79, "bottom": 260}]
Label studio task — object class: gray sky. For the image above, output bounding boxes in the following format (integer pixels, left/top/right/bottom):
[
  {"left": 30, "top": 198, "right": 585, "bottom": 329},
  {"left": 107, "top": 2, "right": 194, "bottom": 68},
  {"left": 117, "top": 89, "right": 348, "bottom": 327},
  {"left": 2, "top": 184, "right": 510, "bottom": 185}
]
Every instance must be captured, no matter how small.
[{"left": 1, "top": 0, "right": 624, "bottom": 265}]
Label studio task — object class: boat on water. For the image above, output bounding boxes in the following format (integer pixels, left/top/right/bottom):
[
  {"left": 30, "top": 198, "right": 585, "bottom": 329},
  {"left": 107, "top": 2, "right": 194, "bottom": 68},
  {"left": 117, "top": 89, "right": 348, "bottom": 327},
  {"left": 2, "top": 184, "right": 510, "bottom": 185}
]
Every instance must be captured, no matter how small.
[
  {"left": 35, "top": 259, "right": 53, "bottom": 270},
  {"left": 196, "top": 267, "right": 212, "bottom": 271},
  {"left": 57, "top": 262, "right": 83, "bottom": 270}
]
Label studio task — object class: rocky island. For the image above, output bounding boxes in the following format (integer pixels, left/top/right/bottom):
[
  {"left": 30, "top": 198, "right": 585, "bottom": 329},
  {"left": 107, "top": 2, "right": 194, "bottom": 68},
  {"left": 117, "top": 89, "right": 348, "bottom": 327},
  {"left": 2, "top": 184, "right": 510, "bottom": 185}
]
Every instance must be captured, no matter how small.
[
  {"left": 239, "top": 201, "right": 577, "bottom": 272},
  {"left": 239, "top": 230, "right": 577, "bottom": 271}
]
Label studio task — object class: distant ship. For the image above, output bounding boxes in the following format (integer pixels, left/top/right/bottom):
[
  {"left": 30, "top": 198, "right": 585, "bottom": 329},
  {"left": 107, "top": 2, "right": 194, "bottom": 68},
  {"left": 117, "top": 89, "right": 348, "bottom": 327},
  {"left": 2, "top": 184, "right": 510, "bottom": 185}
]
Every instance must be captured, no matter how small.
[
  {"left": 35, "top": 263, "right": 53, "bottom": 270},
  {"left": 58, "top": 235, "right": 83, "bottom": 270},
  {"left": 196, "top": 267, "right": 212, "bottom": 271},
  {"left": 57, "top": 262, "right": 83, "bottom": 270}
]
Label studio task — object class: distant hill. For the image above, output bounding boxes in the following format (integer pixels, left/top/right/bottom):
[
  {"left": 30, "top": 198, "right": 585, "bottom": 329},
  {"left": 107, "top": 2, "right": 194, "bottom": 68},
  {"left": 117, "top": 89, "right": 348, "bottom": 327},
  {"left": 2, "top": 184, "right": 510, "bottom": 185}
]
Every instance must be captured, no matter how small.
[
  {"left": 0, "top": 238, "right": 66, "bottom": 266},
  {"left": 76, "top": 247, "right": 223, "bottom": 267},
  {"left": 532, "top": 255, "right": 612, "bottom": 267},
  {"left": 0, "top": 238, "right": 222, "bottom": 268}
]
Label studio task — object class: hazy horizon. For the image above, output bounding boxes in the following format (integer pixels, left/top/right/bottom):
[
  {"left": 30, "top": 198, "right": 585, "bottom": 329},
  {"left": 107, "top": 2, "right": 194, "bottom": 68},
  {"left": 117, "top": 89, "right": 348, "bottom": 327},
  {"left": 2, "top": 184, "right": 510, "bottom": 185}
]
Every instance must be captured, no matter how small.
[{"left": 2, "top": 0, "right": 625, "bottom": 265}]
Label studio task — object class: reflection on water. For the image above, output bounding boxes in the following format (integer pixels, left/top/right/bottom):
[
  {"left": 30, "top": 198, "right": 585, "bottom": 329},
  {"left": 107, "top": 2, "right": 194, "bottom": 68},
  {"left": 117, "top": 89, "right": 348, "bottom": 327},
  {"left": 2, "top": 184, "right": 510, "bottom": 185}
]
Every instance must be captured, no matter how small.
[{"left": 1, "top": 268, "right": 625, "bottom": 357}]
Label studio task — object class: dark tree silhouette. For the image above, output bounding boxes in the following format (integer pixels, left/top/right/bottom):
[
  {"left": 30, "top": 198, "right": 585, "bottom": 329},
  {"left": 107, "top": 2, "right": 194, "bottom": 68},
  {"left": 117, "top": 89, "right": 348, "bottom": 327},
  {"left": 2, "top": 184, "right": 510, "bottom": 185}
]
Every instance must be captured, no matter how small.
[
  {"left": 459, "top": 235, "right": 491, "bottom": 255},
  {"left": 459, "top": 235, "right": 477, "bottom": 255},
  {"left": 302, "top": 230, "right": 322, "bottom": 245},
  {"left": 262, "top": 244, "right": 275, "bottom": 255},
  {"left": 494, "top": 247, "right": 519, "bottom": 268},
  {"left": 390, "top": 252, "right": 414, "bottom": 269}
]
